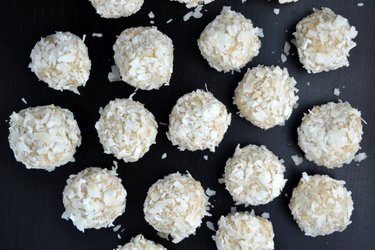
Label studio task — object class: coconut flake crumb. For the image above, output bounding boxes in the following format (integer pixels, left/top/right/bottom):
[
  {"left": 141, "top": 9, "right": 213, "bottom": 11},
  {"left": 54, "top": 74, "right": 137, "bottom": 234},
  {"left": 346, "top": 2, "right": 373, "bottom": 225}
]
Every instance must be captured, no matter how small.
[
  {"left": 92, "top": 33, "right": 103, "bottom": 37},
  {"left": 159, "top": 122, "right": 168, "bottom": 126},
  {"left": 113, "top": 224, "right": 122, "bottom": 232},
  {"left": 261, "top": 212, "right": 270, "bottom": 219},
  {"left": 206, "top": 221, "right": 215, "bottom": 231},
  {"left": 284, "top": 41, "right": 291, "bottom": 56},
  {"left": 354, "top": 152, "right": 367, "bottom": 162},
  {"left": 230, "top": 206, "right": 237, "bottom": 213},
  {"left": 108, "top": 65, "right": 121, "bottom": 82},
  {"left": 148, "top": 11, "right": 155, "bottom": 18},
  {"left": 221, "top": 6, "right": 231, "bottom": 13},
  {"left": 281, "top": 53, "right": 287, "bottom": 63},
  {"left": 161, "top": 153, "right": 167, "bottom": 159},
  {"left": 203, "top": 155, "right": 208, "bottom": 161},
  {"left": 357, "top": 3, "right": 364, "bottom": 7},
  {"left": 21, "top": 98, "right": 27, "bottom": 104},
  {"left": 334, "top": 88, "right": 341, "bottom": 96},
  {"left": 307, "top": 82, "right": 310, "bottom": 86},
  {"left": 274, "top": 8, "right": 280, "bottom": 15},
  {"left": 117, "top": 234, "right": 122, "bottom": 239},
  {"left": 150, "top": 20, "right": 155, "bottom": 24},
  {"left": 291, "top": 155, "right": 304, "bottom": 166},
  {"left": 206, "top": 187, "right": 216, "bottom": 197},
  {"left": 166, "top": 19, "right": 173, "bottom": 23}
]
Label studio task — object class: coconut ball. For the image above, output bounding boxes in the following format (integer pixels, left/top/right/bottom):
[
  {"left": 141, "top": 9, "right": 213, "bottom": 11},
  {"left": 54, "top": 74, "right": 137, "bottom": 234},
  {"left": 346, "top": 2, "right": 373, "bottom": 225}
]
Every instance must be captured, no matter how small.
[
  {"left": 29, "top": 32, "right": 91, "bottom": 94},
  {"left": 143, "top": 172, "right": 209, "bottom": 243},
  {"left": 198, "top": 10, "right": 263, "bottom": 72},
  {"left": 113, "top": 27, "right": 174, "bottom": 90},
  {"left": 171, "top": 0, "right": 214, "bottom": 8},
  {"left": 297, "top": 102, "right": 363, "bottom": 168},
  {"left": 215, "top": 211, "right": 275, "bottom": 250},
  {"left": 8, "top": 105, "right": 81, "bottom": 171},
  {"left": 294, "top": 7, "right": 358, "bottom": 73},
  {"left": 62, "top": 167, "right": 127, "bottom": 232},
  {"left": 95, "top": 98, "right": 158, "bottom": 163},
  {"left": 289, "top": 172, "right": 354, "bottom": 237},
  {"left": 224, "top": 144, "right": 287, "bottom": 206},
  {"left": 167, "top": 90, "right": 231, "bottom": 152},
  {"left": 234, "top": 65, "right": 299, "bottom": 130},
  {"left": 116, "top": 234, "right": 166, "bottom": 250},
  {"left": 88, "top": 0, "right": 144, "bottom": 18}
]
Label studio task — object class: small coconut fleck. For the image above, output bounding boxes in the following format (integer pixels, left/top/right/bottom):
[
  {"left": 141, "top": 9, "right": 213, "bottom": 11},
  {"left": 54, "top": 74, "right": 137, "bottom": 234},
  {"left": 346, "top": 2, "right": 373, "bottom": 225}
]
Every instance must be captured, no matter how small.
[
  {"left": 161, "top": 153, "right": 167, "bottom": 159},
  {"left": 274, "top": 8, "right": 280, "bottom": 15},
  {"left": 334, "top": 88, "right": 341, "bottom": 96},
  {"left": 92, "top": 33, "right": 103, "bottom": 37}
]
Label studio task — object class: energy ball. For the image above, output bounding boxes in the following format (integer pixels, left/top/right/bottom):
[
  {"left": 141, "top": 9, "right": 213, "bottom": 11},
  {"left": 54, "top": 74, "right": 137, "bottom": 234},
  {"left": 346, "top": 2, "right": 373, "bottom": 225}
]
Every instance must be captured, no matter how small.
[
  {"left": 29, "top": 31, "right": 91, "bottom": 94},
  {"left": 171, "top": 0, "right": 214, "bottom": 8},
  {"left": 95, "top": 98, "right": 158, "bottom": 163},
  {"left": 198, "top": 10, "right": 263, "bottom": 72},
  {"left": 62, "top": 167, "right": 127, "bottom": 232},
  {"left": 167, "top": 90, "right": 231, "bottom": 152},
  {"left": 289, "top": 172, "right": 354, "bottom": 237},
  {"left": 8, "top": 105, "right": 81, "bottom": 171},
  {"left": 234, "top": 65, "right": 299, "bottom": 130},
  {"left": 294, "top": 7, "right": 358, "bottom": 73},
  {"left": 297, "top": 102, "right": 363, "bottom": 168},
  {"left": 116, "top": 234, "right": 166, "bottom": 250},
  {"left": 143, "top": 172, "right": 209, "bottom": 243},
  {"left": 224, "top": 144, "right": 287, "bottom": 206},
  {"left": 113, "top": 27, "right": 174, "bottom": 90},
  {"left": 215, "top": 211, "right": 275, "bottom": 250},
  {"left": 88, "top": 0, "right": 144, "bottom": 18}
]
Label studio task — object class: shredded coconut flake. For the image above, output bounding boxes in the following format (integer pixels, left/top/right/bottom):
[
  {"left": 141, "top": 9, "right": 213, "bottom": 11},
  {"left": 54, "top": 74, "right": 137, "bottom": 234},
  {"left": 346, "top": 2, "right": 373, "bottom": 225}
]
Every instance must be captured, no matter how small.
[
  {"left": 291, "top": 155, "right": 303, "bottom": 166},
  {"left": 333, "top": 88, "right": 341, "bottom": 96},
  {"left": 273, "top": 8, "right": 280, "bottom": 15},
  {"left": 206, "top": 221, "right": 215, "bottom": 231},
  {"left": 261, "top": 212, "right": 270, "bottom": 219},
  {"left": 161, "top": 153, "right": 167, "bottom": 159},
  {"left": 92, "top": 33, "right": 103, "bottom": 37},
  {"left": 281, "top": 53, "right": 287, "bottom": 63},
  {"left": 21, "top": 98, "right": 27, "bottom": 104},
  {"left": 113, "top": 224, "right": 122, "bottom": 232},
  {"left": 148, "top": 11, "right": 155, "bottom": 18},
  {"left": 203, "top": 155, "right": 208, "bottom": 161},
  {"left": 357, "top": 3, "right": 364, "bottom": 7},
  {"left": 206, "top": 188, "right": 216, "bottom": 197},
  {"left": 354, "top": 152, "right": 367, "bottom": 162}
]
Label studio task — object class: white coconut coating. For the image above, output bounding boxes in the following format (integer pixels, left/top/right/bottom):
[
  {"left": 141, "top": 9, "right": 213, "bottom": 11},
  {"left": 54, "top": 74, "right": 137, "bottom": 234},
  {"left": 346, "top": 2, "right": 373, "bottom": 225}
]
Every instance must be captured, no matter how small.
[
  {"left": 198, "top": 10, "right": 263, "bottom": 72},
  {"left": 8, "top": 105, "right": 81, "bottom": 171},
  {"left": 62, "top": 167, "right": 127, "bottom": 232},
  {"left": 113, "top": 27, "right": 174, "bottom": 90},
  {"left": 116, "top": 234, "right": 166, "bottom": 250},
  {"left": 289, "top": 172, "right": 354, "bottom": 237},
  {"left": 297, "top": 102, "right": 363, "bottom": 169},
  {"left": 88, "top": 0, "right": 144, "bottom": 18},
  {"left": 95, "top": 98, "right": 158, "bottom": 163},
  {"left": 215, "top": 211, "right": 275, "bottom": 250},
  {"left": 167, "top": 90, "right": 231, "bottom": 152},
  {"left": 29, "top": 32, "right": 91, "bottom": 94},
  {"left": 143, "top": 172, "right": 209, "bottom": 243},
  {"left": 171, "top": 0, "right": 214, "bottom": 8},
  {"left": 279, "top": 0, "right": 298, "bottom": 4},
  {"left": 294, "top": 7, "right": 357, "bottom": 73},
  {"left": 234, "top": 65, "right": 299, "bottom": 130},
  {"left": 224, "top": 144, "right": 287, "bottom": 206}
]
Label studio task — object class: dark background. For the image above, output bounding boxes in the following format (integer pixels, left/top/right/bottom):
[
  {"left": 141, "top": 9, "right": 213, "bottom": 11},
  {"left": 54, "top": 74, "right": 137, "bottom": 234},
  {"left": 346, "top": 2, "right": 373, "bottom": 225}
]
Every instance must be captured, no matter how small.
[{"left": 0, "top": 0, "right": 374, "bottom": 249}]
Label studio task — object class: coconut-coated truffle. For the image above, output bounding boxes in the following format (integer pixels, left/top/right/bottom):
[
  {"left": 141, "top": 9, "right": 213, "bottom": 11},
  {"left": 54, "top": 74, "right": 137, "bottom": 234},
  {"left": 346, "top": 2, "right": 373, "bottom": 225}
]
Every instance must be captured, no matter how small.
[
  {"left": 294, "top": 7, "right": 357, "bottom": 73},
  {"left": 171, "top": 0, "right": 214, "bottom": 8},
  {"left": 116, "top": 234, "right": 166, "bottom": 250},
  {"left": 143, "top": 172, "right": 209, "bottom": 243},
  {"left": 215, "top": 211, "right": 275, "bottom": 250},
  {"left": 8, "top": 105, "right": 81, "bottom": 171},
  {"left": 289, "top": 172, "right": 354, "bottom": 237},
  {"left": 224, "top": 144, "right": 287, "bottom": 206},
  {"left": 62, "top": 167, "right": 127, "bottom": 232},
  {"left": 198, "top": 10, "right": 263, "bottom": 72},
  {"left": 113, "top": 27, "right": 174, "bottom": 90},
  {"left": 297, "top": 102, "right": 363, "bottom": 168},
  {"left": 234, "top": 65, "right": 299, "bottom": 130},
  {"left": 167, "top": 90, "right": 231, "bottom": 152},
  {"left": 29, "top": 31, "right": 91, "bottom": 94},
  {"left": 95, "top": 98, "right": 158, "bottom": 163},
  {"left": 88, "top": 0, "right": 144, "bottom": 18}
]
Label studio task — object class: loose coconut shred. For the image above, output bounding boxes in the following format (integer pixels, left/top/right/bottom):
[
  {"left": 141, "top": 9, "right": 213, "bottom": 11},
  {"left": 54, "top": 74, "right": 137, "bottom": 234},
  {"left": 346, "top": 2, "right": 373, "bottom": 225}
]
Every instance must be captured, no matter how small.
[
  {"left": 289, "top": 172, "right": 354, "bottom": 237},
  {"left": 8, "top": 105, "right": 81, "bottom": 171},
  {"left": 29, "top": 32, "right": 91, "bottom": 94},
  {"left": 167, "top": 90, "right": 231, "bottom": 152},
  {"left": 224, "top": 144, "right": 287, "bottom": 206},
  {"left": 198, "top": 10, "right": 263, "bottom": 72},
  {"left": 88, "top": 0, "right": 144, "bottom": 18},
  {"left": 279, "top": 0, "right": 299, "bottom": 3},
  {"left": 116, "top": 234, "right": 166, "bottom": 250},
  {"left": 234, "top": 65, "right": 299, "bottom": 130},
  {"left": 294, "top": 7, "right": 358, "bottom": 73},
  {"left": 113, "top": 27, "right": 174, "bottom": 90},
  {"left": 215, "top": 211, "right": 275, "bottom": 250},
  {"left": 62, "top": 167, "right": 127, "bottom": 232},
  {"left": 143, "top": 172, "right": 209, "bottom": 243},
  {"left": 297, "top": 102, "right": 363, "bottom": 168},
  {"left": 172, "top": 0, "right": 214, "bottom": 8}
]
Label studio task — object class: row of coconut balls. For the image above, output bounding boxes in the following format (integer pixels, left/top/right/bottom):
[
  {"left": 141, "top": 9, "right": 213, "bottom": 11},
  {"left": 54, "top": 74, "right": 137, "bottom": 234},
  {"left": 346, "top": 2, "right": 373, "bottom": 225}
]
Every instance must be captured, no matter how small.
[{"left": 29, "top": 7, "right": 358, "bottom": 94}]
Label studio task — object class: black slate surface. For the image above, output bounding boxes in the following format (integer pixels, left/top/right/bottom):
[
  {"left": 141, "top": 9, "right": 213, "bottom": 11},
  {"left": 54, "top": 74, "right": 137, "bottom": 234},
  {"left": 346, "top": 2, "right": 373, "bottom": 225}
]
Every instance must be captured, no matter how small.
[{"left": 0, "top": 0, "right": 374, "bottom": 249}]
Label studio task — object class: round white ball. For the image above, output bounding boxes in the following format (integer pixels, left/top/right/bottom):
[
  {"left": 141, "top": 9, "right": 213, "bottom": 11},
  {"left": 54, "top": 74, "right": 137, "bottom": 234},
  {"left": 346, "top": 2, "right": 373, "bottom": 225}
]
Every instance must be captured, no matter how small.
[
  {"left": 234, "top": 65, "right": 299, "bottom": 130},
  {"left": 224, "top": 144, "right": 287, "bottom": 206},
  {"left": 116, "top": 234, "right": 166, "bottom": 250},
  {"left": 143, "top": 172, "right": 208, "bottom": 243},
  {"left": 198, "top": 10, "right": 262, "bottom": 72},
  {"left": 62, "top": 167, "right": 127, "bottom": 232},
  {"left": 95, "top": 98, "right": 158, "bottom": 163},
  {"left": 8, "top": 105, "right": 81, "bottom": 171},
  {"left": 167, "top": 90, "right": 231, "bottom": 152},
  {"left": 294, "top": 7, "right": 358, "bottom": 73},
  {"left": 88, "top": 0, "right": 144, "bottom": 18},
  {"left": 29, "top": 31, "right": 91, "bottom": 94},
  {"left": 171, "top": 0, "right": 214, "bottom": 8},
  {"left": 297, "top": 102, "right": 363, "bottom": 168},
  {"left": 289, "top": 172, "right": 354, "bottom": 237},
  {"left": 113, "top": 27, "right": 174, "bottom": 90},
  {"left": 215, "top": 212, "right": 275, "bottom": 250}
]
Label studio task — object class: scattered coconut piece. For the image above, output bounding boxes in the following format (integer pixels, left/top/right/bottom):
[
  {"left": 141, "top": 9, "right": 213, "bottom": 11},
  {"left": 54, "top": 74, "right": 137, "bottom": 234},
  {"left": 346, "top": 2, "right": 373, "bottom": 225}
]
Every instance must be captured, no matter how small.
[
  {"left": 206, "top": 187, "right": 216, "bottom": 197},
  {"left": 284, "top": 41, "right": 291, "bottom": 56},
  {"left": 113, "top": 224, "right": 122, "bottom": 232},
  {"left": 166, "top": 19, "right": 173, "bottom": 23},
  {"left": 281, "top": 53, "right": 287, "bottom": 63},
  {"left": 183, "top": 11, "right": 193, "bottom": 21},
  {"left": 161, "top": 153, "right": 167, "bottom": 159},
  {"left": 108, "top": 65, "right": 121, "bottom": 82},
  {"left": 261, "top": 212, "right": 270, "bottom": 219},
  {"left": 148, "top": 11, "right": 155, "bottom": 18},
  {"left": 334, "top": 88, "right": 341, "bottom": 96},
  {"left": 354, "top": 152, "right": 367, "bottom": 162},
  {"left": 21, "top": 98, "right": 27, "bottom": 104},
  {"left": 291, "top": 155, "right": 303, "bottom": 166},
  {"left": 357, "top": 3, "right": 364, "bottom": 7},
  {"left": 92, "top": 33, "right": 103, "bottom": 37},
  {"left": 230, "top": 206, "right": 237, "bottom": 213},
  {"left": 206, "top": 221, "right": 215, "bottom": 231},
  {"left": 203, "top": 155, "right": 208, "bottom": 161},
  {"left": 274, "top": 8, "right": 280, "bottom": 15}
]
